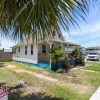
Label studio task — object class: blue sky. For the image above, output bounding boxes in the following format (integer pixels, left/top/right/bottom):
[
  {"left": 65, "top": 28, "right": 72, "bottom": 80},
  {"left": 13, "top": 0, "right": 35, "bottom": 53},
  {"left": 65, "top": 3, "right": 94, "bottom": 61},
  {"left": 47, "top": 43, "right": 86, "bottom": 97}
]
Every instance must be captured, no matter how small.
[
  {"left": 0, "top": 2, "right": 100, "bottom": 49},
  {"left": 62, "top": 2, "right": 100, "bottom": 48}
]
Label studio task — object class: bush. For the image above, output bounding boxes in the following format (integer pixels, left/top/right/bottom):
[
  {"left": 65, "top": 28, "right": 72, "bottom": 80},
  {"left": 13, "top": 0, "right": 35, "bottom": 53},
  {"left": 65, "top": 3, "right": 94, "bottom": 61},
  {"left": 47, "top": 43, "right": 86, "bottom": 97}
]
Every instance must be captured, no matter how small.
[
  {"left": 56, "top": 68, "right": 64, "bottom": 73},
  {"left": 49, "top": 49, "right": 66, "bottom": 70},
  {"left": 76, "top": 58, "right": 85, "bottom": 66},
  {"left": 71, "top": 48, "right": 85, "bottom": 66},
  {"left": 82, "top": 60, "right": 85, "bottom": 66}
]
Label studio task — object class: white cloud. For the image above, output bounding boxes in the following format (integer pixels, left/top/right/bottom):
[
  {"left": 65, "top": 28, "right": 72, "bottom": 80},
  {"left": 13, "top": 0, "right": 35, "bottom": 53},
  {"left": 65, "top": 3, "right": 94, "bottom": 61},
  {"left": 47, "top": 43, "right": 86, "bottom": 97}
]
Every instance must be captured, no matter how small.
[{"left": 0, "top": 38, "right": 16, "bottom": 49}]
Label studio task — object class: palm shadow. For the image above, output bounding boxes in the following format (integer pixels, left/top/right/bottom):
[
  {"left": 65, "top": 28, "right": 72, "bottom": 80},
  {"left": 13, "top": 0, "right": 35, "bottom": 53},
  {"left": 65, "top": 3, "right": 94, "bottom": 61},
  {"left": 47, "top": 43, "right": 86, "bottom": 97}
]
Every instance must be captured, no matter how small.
[
  {"left": 0, "top": 63, "right": 5, "bottom": 68},
  {"left": 9, "top": 92, "right": 64, "bottom": 100},
  {"left": 8, "top": 85, "right": 65, "bottom": 100},
  {"left": 0, "top": 82, "right": 6, "bottom": 86}
]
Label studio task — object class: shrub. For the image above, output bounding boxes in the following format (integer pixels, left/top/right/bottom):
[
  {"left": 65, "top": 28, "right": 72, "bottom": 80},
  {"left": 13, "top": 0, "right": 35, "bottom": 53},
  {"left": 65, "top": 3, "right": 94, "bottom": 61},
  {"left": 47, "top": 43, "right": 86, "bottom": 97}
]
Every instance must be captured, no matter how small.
[
  {"left": 56, "top": 68, "right": 65, "bottom": 73},
  {"left": 49, "top": 49, "right": 66, "bottom": 70},
  {"left": 71, "top": 48, "right": 85, "bottom": 66}
]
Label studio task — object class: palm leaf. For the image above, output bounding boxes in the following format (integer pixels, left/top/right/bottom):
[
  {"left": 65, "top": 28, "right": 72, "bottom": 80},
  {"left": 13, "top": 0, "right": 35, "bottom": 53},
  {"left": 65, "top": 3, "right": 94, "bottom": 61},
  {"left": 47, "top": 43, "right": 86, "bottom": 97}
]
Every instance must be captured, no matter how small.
[{"left": 0, "top": 0, "right": 96, "bottom": 41}]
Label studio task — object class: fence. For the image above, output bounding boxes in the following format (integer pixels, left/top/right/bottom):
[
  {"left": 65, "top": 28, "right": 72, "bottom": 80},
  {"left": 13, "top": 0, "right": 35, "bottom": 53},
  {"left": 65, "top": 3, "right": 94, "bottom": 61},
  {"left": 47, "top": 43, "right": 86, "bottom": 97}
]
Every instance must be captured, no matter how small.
[{"left": 0, "top": 49, "right": 12, "bottom": 62}]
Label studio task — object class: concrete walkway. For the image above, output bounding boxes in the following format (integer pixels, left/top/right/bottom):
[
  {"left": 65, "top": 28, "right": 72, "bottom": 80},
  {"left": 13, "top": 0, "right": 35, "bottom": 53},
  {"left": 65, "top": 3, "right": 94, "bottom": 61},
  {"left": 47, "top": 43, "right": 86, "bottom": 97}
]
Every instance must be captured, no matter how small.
[
  {"left": 14, "top": 69, "right": 58, "bottom": 82},
  {"left": 90, "top": 87, "right": 100, "bottom": 100},
  {"left": 80, "top": 69, "right": 99, "bottom": 73}
]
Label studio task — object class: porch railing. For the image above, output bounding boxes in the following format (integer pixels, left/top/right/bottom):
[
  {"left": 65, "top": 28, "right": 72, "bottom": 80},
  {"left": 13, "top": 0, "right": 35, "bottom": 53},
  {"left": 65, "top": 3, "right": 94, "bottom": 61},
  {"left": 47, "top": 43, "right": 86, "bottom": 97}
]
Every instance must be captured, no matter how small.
[{"left": 38, "top": 53, "right": 50, "bottom": 62}]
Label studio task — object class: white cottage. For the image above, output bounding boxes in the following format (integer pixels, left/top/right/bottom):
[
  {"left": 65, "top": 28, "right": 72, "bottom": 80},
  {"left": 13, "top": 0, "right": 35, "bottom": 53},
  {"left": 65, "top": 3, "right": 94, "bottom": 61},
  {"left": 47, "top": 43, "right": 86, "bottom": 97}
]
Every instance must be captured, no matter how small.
[{"left": 12, "top": 31, "right": 80, "bottom": 67}]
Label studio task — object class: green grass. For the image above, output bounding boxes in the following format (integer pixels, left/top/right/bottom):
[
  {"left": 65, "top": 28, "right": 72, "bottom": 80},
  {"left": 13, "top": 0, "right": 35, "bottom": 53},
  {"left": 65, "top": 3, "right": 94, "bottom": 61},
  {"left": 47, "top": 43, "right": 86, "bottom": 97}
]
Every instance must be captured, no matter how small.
[
  {"left": 0, "top": 68, "right": 20, "bottom": 86},
  {"left": 5, "top": 61, "right": 46, "bottom": 73},
  {"left": 84, "top": 71, "right": 100, "bottom": 88},
  {"left": 85, "top": 62, "right": 100, "bottom": 72},
  {"left": 6, "top": 70, "right": 90, "bottom": 100},
  {"left": 1, "top": 61, "right": 100, "bottom": 100},
  {"left": 0, "top": 67, "right": 83, "bottom": 100}
]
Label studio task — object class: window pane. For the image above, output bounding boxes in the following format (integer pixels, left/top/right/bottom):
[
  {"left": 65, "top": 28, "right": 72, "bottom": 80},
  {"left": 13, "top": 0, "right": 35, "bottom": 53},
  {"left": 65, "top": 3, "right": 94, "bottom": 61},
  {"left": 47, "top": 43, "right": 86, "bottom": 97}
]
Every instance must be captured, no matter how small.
[
  {"left": 42, "top": 45, "right": 46, "bottom": 53},
  {"left": 43, "top": 50, "right": 46, "bottom": 53},
  {"left": 25, "top": 46, "right": 27, "bottom": 55},
  {"left": 59, "top": 34, "right": 61, "bottom": 37},
  {"left": 13, "top": 48, "right": 16, "bottom": 54},
  {"left": 18, "top": 47, "right": 20, "bottom": 52},
  {"left": 52, "top": 44, "right": 53, "bottom": 49},
  {"left": 31, "top": 45, "right": 33, "bottom": 55},
  {"left": 42, "top": 45, "right": 46, "bottom": 49},
  {"left": 31, "top": 45, "right": 33, "bottom": 49},
  {"left": 31, "top": 50, "right": 33, "bottom": 55},
  {"left": 53, "top": 30, "right": 56, "bottom": 36}
]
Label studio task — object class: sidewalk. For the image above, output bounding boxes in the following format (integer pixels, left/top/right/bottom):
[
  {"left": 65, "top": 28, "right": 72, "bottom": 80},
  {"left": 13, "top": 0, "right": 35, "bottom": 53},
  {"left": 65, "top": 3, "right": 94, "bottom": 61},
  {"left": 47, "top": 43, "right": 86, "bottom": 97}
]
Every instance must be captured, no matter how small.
[{"left": 90, "top": 87, "right": 100, "bottom": 100}]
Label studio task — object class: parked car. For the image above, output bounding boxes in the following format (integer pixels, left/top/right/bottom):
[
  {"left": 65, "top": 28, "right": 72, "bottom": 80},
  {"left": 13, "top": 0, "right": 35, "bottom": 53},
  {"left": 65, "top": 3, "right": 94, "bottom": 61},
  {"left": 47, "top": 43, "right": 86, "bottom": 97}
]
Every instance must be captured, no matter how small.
[{"left": 86, "top": 53, "right": 100, "bottom": 61}]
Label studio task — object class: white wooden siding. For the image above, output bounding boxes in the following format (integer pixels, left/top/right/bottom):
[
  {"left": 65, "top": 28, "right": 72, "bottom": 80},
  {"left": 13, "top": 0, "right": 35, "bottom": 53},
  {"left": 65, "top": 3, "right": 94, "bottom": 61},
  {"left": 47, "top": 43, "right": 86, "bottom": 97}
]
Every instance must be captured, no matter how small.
[{"left": 12, "top": 43, "right": 38, "bottom": 64}]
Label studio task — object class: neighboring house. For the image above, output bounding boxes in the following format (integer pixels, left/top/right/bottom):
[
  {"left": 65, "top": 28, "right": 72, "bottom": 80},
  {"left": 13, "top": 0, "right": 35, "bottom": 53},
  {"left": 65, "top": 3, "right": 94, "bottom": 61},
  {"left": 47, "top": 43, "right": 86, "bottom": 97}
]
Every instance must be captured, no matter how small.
[
  {"left": 85, "top": 46, "right": 100, "bottom": 55},
  {"left": 85, "top": 46, "right": 100, "bottom": 61},
  {"left": 12, "top": 30, "right": 80, "bottom": 66}
]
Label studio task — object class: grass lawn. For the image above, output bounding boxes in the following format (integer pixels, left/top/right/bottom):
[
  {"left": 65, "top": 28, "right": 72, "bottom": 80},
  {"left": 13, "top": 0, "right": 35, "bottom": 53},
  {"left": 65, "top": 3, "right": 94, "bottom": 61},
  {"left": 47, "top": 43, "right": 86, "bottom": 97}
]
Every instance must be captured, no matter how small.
[
  {"left": 84, "top": 62, "right": 100, "bottom": 72},
  {"left": 0, "top": 61, "right": 100, "bottom": 100}
]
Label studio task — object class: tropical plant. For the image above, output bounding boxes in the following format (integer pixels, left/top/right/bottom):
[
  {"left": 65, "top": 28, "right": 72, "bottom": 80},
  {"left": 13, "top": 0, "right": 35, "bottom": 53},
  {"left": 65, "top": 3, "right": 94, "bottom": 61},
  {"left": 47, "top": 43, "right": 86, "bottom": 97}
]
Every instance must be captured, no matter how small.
[
  {"left": 49, "top": 49, "right": 66, "bottom": 70},
  {"left": 56, "top": 68, "right": 65, "bottom": 73},
  {"left": 0, "top": 0, "right": 94, "bottom": 41},
  {"left": 71, "top": 48, "right": 85, "bottom": 66},
  {"left": 71, "top": 48, "right": 82, "bottom": 59}
]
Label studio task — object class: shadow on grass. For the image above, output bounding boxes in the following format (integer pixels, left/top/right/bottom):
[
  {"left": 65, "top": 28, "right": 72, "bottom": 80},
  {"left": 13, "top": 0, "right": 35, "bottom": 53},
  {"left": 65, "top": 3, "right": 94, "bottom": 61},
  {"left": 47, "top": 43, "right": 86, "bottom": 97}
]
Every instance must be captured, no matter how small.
[
  {"left": 9, "top": 92, "right": 64, "bottom": 100},
  {"left": 0, "top": 63, "right": 5, "bottom": 68},
  {"left": 0, "top": 82, "right": 6, "bottom": 86},
  {"left": 8, "top": 83, "right": 27, "bottom": 91},
  {"left": 8, "top": 85, "right": 64, "bottom": 100}
]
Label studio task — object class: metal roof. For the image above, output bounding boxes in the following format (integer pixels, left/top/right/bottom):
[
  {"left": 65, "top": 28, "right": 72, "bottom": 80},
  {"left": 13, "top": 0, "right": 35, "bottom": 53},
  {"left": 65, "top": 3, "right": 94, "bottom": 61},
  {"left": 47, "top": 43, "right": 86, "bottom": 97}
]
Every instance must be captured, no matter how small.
[
  {"left": 86, "top": 46, "right": 100, "bottom": 49},
  {"left": 12, "top": 39, "right": 80, "bottom": 48}
]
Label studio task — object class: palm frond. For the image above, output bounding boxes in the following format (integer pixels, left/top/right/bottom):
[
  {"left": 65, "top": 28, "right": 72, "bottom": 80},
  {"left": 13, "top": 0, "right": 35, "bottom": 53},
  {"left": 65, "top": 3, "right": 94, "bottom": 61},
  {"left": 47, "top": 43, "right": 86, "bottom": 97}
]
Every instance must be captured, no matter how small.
[{"left": 0, "top": 0, "right": 96, "bottom": 41}]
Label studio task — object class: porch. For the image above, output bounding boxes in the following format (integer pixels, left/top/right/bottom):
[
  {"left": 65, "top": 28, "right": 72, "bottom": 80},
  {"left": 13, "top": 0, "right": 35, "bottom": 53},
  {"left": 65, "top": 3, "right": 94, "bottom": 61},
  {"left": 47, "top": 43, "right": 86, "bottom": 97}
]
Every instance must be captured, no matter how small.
[
  {"left": 37, "top": 40, "right": 79, "bottom": 69},
  {"left": 38, "top": 41, "right": 65, "bottom": 62}
]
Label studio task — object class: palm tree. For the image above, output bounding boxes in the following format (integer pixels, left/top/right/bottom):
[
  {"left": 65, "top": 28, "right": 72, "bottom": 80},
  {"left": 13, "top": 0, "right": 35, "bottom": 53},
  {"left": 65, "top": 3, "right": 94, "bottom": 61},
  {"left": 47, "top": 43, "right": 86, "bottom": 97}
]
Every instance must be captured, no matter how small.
[{"left": 0, "top": 0, "right": 95, "bottom": 41}]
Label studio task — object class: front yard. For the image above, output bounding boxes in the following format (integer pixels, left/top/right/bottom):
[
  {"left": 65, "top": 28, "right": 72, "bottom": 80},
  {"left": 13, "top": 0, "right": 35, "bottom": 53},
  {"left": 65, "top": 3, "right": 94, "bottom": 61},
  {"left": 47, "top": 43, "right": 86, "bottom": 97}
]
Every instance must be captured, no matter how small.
[{"left": 0, "top": 61, "right": 100, "bottom": 100}]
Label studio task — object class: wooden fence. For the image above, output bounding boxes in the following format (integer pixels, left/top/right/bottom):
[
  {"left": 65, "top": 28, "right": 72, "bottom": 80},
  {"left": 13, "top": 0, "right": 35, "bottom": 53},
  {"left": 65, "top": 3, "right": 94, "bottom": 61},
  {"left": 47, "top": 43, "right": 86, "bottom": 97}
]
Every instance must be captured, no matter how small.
[{"left": 0, "top": 50, "right": 12, "bottom": 62}]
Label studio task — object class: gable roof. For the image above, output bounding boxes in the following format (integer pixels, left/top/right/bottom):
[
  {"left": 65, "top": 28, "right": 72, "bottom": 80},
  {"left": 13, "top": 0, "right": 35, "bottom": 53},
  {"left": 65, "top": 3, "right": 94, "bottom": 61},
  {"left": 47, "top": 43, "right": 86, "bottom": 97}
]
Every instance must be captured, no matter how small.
[
  {"left": 11, "top": 31, "right": 80, "bottom": 48},
  {"left": 86, "top": 46, "right": 100, "bottom": 49}
]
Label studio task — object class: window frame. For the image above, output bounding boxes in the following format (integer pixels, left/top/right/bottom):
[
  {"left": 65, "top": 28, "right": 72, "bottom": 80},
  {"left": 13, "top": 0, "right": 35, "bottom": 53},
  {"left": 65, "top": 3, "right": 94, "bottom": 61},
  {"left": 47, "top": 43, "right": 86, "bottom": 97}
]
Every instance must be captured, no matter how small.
[
  {"left": 59, "top": 34, "right": 61, "bottom": 37},
  {"left": 12, "top": 48, "right": 16, "bottom": 54},
  {"left": 42, "top": 44, "right": 46, "bottom": 53},
  {"left": 53, "top": 30, "right": 56, "bottom": 36},
  {"left": 25, "top": 46, "right": 27, "bottom": 55},
  {"left": 31, "top": 45, "right": 33, "bottom": 55},
  {"left": 18, "top": 47, "right": 20, "bottom": 52}
]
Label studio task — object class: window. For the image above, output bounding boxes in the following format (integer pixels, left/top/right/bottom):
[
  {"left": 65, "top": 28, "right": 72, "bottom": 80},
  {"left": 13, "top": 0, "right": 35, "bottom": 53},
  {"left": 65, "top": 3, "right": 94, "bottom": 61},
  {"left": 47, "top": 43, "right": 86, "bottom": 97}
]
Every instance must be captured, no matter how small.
[
  {"left": 18, "top": 47, "right": 20, "bottom": 52},
  {"left": 59, "top": 46, "right": 61, "bottom": 49},
  {"left": 52, "top": 44, "right": 53, "bottom": 49},
  {"left": 31, "top": 45, "right": 33, "bottom": 55},
  {"left": 12, "top": 48, "right": 16, "bottom": 54},
  {"left": 42, "top": 45, "right": 46, "bottom": 53},
  {"left": 25, "top": 46, "right": 27, "bottom": 55},
  {"left": 89, "top": 53, "right": 98, "bottom": 55},
  {"left": 59, "top": 34, "right": 61, "bottom": 37},
  {"left": 53, "top": 30, "right": 56, "bottom": 36}
]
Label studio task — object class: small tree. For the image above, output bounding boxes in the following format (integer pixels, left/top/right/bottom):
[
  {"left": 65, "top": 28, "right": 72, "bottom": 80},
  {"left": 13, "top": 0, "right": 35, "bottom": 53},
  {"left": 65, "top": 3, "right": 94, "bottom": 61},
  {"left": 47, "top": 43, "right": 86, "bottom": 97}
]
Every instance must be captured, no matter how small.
[
  {"left": 71, "top": 48, "right": 82, "bottom": 59},
  {"left": 49, "top": 49, "right": 66, "bottom": 70},
  {"left": 71, "top": 48, "right": 85, "bottom": 66}
]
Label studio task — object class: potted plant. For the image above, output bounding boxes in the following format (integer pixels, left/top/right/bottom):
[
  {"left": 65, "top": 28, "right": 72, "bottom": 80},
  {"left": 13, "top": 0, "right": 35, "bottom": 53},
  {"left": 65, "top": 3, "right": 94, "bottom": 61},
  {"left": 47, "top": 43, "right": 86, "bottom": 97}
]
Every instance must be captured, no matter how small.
[{"left": 49, "top": 49, "right": 66, "bottom": 70}]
